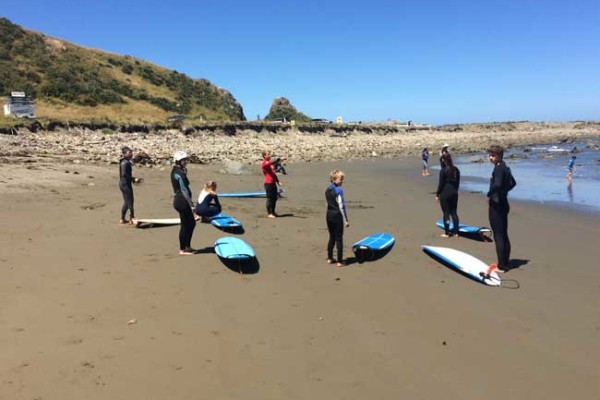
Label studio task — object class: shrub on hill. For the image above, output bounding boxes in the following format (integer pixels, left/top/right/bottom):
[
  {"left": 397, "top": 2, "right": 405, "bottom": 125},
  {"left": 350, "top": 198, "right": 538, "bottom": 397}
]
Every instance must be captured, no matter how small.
[{"left": 0, "top": 17, "right": 246, "bottom": 121}]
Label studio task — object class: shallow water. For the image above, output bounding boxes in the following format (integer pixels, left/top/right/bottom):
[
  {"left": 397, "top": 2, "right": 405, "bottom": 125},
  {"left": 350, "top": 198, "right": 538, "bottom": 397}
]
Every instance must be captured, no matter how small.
[{"left": 448, "top": 139, "right": 600, "bottom": 214}]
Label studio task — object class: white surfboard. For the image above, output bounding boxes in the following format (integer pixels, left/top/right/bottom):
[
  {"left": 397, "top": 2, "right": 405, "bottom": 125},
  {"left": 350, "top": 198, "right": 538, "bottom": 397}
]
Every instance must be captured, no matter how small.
[
  {"left": 135, "top": 218, "right": 180, "bottom": 228},
  {"left": 422, "top": 245, "right": 501, "bottom": 286}
]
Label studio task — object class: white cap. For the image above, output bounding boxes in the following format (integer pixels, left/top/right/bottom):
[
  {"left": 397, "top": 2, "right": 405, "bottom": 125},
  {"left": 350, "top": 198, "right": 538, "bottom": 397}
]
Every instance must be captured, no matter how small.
[
  {"left": 442, "top": 143, "right": 450, "bottom": 148},
  {"left": 173, "top": 151, "right": 189, "bottom": 161}
]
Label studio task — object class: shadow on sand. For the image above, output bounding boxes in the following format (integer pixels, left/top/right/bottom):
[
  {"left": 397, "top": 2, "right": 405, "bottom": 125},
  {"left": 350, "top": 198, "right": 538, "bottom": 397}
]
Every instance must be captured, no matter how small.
[
  {"left": 345, "top": 244, "right": 395, "bottom": 266},
  {"left": 218, "top": 256, "right": 260, "bottom": 275}
]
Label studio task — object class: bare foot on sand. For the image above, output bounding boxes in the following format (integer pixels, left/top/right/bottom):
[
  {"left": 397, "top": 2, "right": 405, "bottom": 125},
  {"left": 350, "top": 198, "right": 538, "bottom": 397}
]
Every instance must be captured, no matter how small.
[
  {"left": 326, "top": 258, "right": 335, "bottom": 264},
  {"left": 267, "top": 214, "right": 277, "bottom": 219}
]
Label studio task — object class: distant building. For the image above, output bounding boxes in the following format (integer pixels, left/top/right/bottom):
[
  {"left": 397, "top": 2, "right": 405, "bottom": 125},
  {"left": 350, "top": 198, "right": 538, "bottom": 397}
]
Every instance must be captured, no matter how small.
[{"left": 3, "top": 92, "right": 36, "bottom": 118}]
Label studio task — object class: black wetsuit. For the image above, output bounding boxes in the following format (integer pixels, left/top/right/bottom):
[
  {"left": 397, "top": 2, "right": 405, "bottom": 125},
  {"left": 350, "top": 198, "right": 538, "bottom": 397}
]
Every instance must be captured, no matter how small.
[
  {"left": 195, "top": 191, "right": 222, "bottom": 219},
  {"left": 436, "top": 166, "right": 460, "bottom": 235},
  {"left": 119, "top": 158, "right": 134, "bottom": 220},
  {"left": 171, "top": 165, "right": 195, "bottom": 251},
  {"left": 487, "top": 160, "right": 515, "bottom": 269},
  {"left": 325, "top": 183, "right": 349, "bottom": 262}
]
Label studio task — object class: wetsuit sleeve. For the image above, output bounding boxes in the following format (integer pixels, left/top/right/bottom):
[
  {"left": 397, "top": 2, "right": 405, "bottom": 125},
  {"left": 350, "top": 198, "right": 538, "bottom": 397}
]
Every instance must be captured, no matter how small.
[
  {"left": 120, "top": 160, "right": 132, "bottom": 185},
  {"left": 456, "top": 168, "right": 460, "bottom": 190},
  {"left": 436, "top": 169, "right": 446, "bottom": 196},
  {"left": 336, "top": 188, "right": 349, "bottom": 224},
  {"left": 213, "top": 195, "right": 222, "bottom": 213},
  {"left": 489, "top": 164, "right": 505, "bottom": 195},
  {"left": 175, "top": 174, "right": 193, "bottom": 208}
]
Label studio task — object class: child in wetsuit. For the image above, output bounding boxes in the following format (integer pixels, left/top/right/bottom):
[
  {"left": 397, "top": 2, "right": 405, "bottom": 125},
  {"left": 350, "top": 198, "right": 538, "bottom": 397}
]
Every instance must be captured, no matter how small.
[
  {"left": 325, "top": 169, "right": 350, "bottom": 267},
  {"left": 195, "top": 181, "right": 222, "bottom": 222}
]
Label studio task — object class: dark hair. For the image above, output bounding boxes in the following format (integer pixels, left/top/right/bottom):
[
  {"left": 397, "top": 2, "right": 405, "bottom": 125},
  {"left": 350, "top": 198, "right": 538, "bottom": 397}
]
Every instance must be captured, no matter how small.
[
  {"left": 487, "top": 145, "right": 504, "bottom": 159},
  {"left": 121, "top": 146, "right": 132, "bottom": 154},
  {"left": 443, "top": 154, "right": 456, "bottom": 178}
]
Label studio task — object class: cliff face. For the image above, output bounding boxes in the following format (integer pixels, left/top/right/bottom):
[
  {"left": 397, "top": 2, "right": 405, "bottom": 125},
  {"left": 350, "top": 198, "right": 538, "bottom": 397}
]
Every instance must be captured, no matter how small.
[{"left": 0, "top": 18, "right": 245, "bottom": 123}]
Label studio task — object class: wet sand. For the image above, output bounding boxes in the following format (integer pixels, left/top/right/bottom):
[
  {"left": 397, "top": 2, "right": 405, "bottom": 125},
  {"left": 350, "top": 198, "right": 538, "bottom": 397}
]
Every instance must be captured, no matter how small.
[{"left": 1, "top": 158, "right": 599, "bottom": 399}]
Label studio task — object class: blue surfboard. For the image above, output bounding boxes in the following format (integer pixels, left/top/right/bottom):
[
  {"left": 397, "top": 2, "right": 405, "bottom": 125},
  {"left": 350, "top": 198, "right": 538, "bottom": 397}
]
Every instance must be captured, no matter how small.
[
  {"left": 210, "top": 213, "right": 242, "bottom": 229},
  {"left": 219, "top": 189, "right": 285, "bottom": 198},
  {"left": 214, "top": 237, "right": 255, "bottom": 259},
  {"left": 435, "top": 219, "right": 490, "bottom": 234},
  {"left": 352, "top": 232, "right": 395, "bottom": 261}
]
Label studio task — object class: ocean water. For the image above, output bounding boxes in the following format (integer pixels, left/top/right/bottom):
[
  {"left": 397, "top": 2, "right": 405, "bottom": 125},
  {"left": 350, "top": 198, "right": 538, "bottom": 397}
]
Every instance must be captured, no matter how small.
[{"left": 448, "top": 139, "right": 600, "bottom": 214}]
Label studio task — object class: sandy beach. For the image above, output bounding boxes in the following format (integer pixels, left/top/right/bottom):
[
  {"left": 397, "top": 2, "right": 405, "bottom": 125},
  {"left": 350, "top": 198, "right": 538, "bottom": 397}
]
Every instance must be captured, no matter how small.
[{"left": 1, "top": 154, "right": 599, "bottom": 400}]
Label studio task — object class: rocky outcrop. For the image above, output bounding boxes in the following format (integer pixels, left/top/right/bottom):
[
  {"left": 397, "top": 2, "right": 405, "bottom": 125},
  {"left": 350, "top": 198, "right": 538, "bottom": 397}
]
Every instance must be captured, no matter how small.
[{"left": 1, "top": 122, "right": 598, "bottom": 167}]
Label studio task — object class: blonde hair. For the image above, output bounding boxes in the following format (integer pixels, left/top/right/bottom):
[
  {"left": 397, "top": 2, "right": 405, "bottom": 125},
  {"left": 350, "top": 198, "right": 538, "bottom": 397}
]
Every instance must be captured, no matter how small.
[
  {"left": 204, "top": 181, "right": 217, "bottom": 192},
  {"left": 329, "top": 169, "right": 345, "bottom": 182},
  {"left": 262, "top": 149, "right": 271, "bottom": 158}
]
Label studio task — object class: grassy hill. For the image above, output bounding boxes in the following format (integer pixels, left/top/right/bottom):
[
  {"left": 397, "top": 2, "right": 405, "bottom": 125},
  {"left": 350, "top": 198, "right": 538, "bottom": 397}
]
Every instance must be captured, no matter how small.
[{"left": 0, "top": 17, "right": 245, "bottom": 125}]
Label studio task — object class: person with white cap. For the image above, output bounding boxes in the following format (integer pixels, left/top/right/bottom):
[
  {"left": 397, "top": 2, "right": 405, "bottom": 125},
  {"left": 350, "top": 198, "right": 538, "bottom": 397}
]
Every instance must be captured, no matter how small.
[
  {"left": 439, "top": 143, "right": 450, "bottom": 168},
  {"left": 171, "top": 151, "right": 197, "bottom": 255}
]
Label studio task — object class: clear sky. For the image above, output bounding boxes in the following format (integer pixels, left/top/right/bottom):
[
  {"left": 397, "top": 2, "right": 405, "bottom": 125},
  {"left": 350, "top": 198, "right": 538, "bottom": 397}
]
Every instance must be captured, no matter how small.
[{"left": 2, "top": 0, "right": 599, "bottom": 124}]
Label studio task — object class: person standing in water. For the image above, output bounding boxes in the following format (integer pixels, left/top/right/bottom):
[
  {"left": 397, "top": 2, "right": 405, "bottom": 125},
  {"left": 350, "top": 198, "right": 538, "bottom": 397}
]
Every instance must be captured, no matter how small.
[
  {"left": 421, "top": 147, "right": 430, "bottom": 176},
  {"left": 566, "top": 155, "right": 577, "bottom": 180},
  {"left": 171, "top": 151, "right": 197, "bottom": 255},
  {"left": 325, "top": 169, "right": 350, "bottom": 267},
  {"left": 118, "top": 146, "right": 139, "bottom": 225},
  {"left": 261, "top": 150, "right": 285, "bottom": 218},
  {"left": 486, "top": 145, "right": 516, "bottom": 274},
  {"left": 436, "top": 154, "right": 460, "bottom": 237}
]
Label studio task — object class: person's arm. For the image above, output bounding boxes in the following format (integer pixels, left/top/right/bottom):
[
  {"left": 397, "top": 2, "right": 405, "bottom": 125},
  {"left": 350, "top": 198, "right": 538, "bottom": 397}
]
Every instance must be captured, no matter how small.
[
  {"left": 490, "top": 164, "right": 505, "bottom": 193},
  {"left": 121, "top": 160, "right": 132, "bottom": 184},
  {"left": 213, "top": 194, "right": 222, "bottom": 213},
  {"left": 176, "top": 175, "right": 193, "bottom": 208},
  {"left": 436, "top": 169, "right": 445, "bottom": 197},
  {"left": 456, "top": 168, "right": 460, "bottom": 190},
  {"left": 336, "top": 188, "right": 349, "bottom": 226}
]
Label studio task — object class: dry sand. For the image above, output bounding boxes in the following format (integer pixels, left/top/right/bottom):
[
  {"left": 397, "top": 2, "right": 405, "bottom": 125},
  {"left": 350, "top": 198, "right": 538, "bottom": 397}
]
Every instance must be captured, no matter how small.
[{"left": 1, "top": 157, "right": 599, "bottom": 399}]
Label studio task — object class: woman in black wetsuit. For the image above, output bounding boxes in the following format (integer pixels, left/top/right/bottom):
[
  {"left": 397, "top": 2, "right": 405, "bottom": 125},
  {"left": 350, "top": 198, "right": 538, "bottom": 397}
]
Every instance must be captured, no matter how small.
[
  {"left": 436, "top": 154, "right": 460, "bottom": 237},
  {"left": 195, "top": 181, "right": 222, "bottom": 222},
  {"left": 171, "top": 151, "right": 197, "bottom": 255}
]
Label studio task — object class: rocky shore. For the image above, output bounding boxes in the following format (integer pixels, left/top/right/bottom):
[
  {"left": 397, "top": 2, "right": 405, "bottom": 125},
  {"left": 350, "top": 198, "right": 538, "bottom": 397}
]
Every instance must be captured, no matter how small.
[{"left": 1, "top": 121, "right": 598, "bottom": 166}]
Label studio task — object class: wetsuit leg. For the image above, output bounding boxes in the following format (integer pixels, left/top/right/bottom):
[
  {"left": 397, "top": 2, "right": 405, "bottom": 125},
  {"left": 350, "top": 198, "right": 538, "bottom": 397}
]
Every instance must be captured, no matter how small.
[
  {"left": 439, "top": 195, "right": 452, "bottom": 235},
  {"left": 327, "top": 214, "right": 344, "bottom": 262},
  {"left": 489, "top": 200, "right": 510, "bottom": 268},
  {"left": 449, "top": 194, "right": 459, "bottom": 235},
  {"left": 174, "top": 197, "right": 196, "bottom": 250},
  {"left": 264, "top": 183, "right": 278, "bottom": 215},
  {"left": 120, "top": 184, "right": 134, "bottom": 220}
]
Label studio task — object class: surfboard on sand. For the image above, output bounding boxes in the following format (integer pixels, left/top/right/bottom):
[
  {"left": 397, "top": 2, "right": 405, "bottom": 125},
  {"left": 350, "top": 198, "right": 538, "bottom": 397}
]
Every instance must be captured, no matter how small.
[
  {"left": 214, "top": 237, "right": 255, "bottom": 259},
  {"left": 352, "top": 232, "right": 395, "bottom": 261},
  {"left": 435, "top": 219, "right": 491, "bottom": 234},
  {"left": 219, "top": 189, "right": 285, "bottom": 198},
  {"left": 210, "top": 213, "right": 242, "bottom": 229},
  {"left": 421, "top": 245, "right": 501, "bottom": 286},
  {"left": 135, "top": 218, "right": 180, "bottom": 228}
]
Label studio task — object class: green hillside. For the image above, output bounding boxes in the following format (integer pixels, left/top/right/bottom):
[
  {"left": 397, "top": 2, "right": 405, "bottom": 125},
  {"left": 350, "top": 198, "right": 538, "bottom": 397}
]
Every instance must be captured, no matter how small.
[{"left": 0, "top": 18, "right": 245, "bottom": 124}]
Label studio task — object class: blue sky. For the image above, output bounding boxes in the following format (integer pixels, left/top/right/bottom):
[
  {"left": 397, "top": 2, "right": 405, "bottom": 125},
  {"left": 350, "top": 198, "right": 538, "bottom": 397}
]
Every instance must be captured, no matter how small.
[{"left": 2, "top": 0, "right": 599, "bottom": 124}]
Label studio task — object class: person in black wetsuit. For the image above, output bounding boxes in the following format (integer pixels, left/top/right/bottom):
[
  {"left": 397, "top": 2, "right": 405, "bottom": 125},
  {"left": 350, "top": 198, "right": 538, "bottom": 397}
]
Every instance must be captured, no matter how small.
[
  {"left": 118, "top": 146, "right": 138, "bottom": 224},
  {"left": 325, "top": 169, "right": 350, "bottom": 267},
  {"left": 486, "top": 145, "right": 517, "bottom": 273},
  {"left": 171, "top": 151, "right": 197, "bottom": 255},
  {"left": 436, "top": 154, "right": 460, "bottom": 237},
  {"left": 195, "top": 181, "right": 222, "bottom": 222}
]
